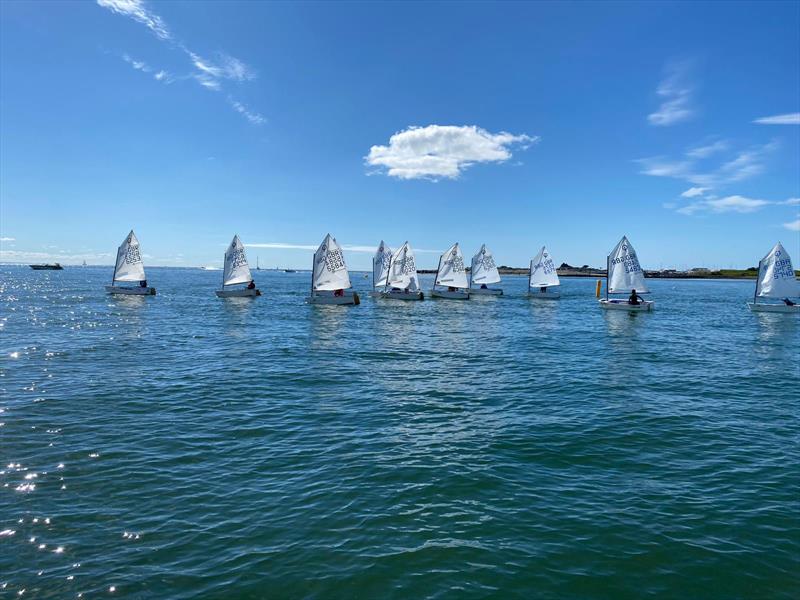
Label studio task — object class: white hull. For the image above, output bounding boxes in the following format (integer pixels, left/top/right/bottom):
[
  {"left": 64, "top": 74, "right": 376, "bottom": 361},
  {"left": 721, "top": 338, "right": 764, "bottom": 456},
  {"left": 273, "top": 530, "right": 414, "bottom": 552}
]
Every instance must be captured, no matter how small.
[
  {"left": 748, "top": 302, "right": 799, "bottom": 313},
  {"left": 307, "top": 291, "right": 360, "bottom": 305},
  {"left": 469, "top": 287, "right": 503, "bottom": 296},
  {"left": 379, "top": 289, "right": 424, "bottom": 301},
  {"left": 430, "top": 289, "right": 470, "bottom": 300},
  {"left": 599, "top": 299, "right": 654, "bottom": 311},
  {"left": 215, "top": 288, "right": 261, "bottom": 298},
  {"left": 528, "top": 289, "right": 560, "bottom": 299},
  {"left": 106, "top": 285, "right": 156, "bottom": 296}
]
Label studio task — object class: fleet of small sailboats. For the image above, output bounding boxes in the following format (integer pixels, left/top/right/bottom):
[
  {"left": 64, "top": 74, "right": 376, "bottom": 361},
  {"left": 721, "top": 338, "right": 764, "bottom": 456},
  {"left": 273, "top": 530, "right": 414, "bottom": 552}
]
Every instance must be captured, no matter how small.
[
  {"left": 307, "top": 234, "right": 360, "bottom": 305},
  {"left": 528, "top": 246, "right": 560, "bottom": 298},
  {"left": 598, "top": 236, "right": 653, "bottom": 311},
  {"left": 748, "top": 242, "right": 799, "bottom": 313},
  {"left": 96, "top": 229, "right": 798, "bottom": 314},
  {"left": 215, "top": 235, "right": 260, "bottom": 298},
  {"left": 106, "top": 230, "right": 156, "bottom": 295},
  {"left": 469, "top": 244, "right": 503, "bottom": 295},
  {"left": 431, "top": 243, "right": 470, "bottom": 299}
]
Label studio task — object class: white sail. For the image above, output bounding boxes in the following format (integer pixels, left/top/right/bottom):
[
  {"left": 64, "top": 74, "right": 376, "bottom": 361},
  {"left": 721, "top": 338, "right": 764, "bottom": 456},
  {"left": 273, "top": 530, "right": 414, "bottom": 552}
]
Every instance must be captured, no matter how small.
[
  {"left": 386, "top": 242, "right": 420, "bottom": 291},
  {"left": 223, "top": 234, "right": 252, "bottom": 286},
  {"left": 312, "top": 234, "right": 351, "bottom": 291},
  {"left": 435, "top": 243, "right": 468, "bottom": 289},
  {"left": 756, "top": 242, "right": 799, "bottom": 298},
  {"left": 607, "top": 236, "right": 648, "bottom": 294},
  {"left": 113, "top": 230, "right": 146, "bottom": 282},
  {"left": 470, "top": 244, "right": 501, "bottom": 286},
  {"left": 373, "top": 240, "right": 392, "bottom": 288},
  {"left": 529, "top": 246, "right": 560, "bottom": 288}
]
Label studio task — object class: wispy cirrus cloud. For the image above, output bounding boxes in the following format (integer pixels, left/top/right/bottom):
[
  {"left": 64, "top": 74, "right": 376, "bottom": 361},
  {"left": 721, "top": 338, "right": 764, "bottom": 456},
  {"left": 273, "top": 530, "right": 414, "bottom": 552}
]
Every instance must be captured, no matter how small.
[
  {"left": 753, "top": 113, "right": 800, "bottom": 125},
  {"left": 783, "top": 219, "right": 800, "bottom": 231},
  {"left": 97, "top": 0, "right": 170, "bottom": 40},
  {"left": 638, "top": 139, "right": 777, "bottom": 188},
  {"left": 97, "top": 0, "right": 263, "bottom": 125},
  {"left": 681, "top": 187, "right": 709, "bottom": 198},
  {"left": 647, "top": 61, "right": 695, "bottom": 126},
  {"left": 366, "top": 125, "right": 538, "bottom": 181},
  {"left": 676, "top": 194, "right": 796, "bottom": 216}
]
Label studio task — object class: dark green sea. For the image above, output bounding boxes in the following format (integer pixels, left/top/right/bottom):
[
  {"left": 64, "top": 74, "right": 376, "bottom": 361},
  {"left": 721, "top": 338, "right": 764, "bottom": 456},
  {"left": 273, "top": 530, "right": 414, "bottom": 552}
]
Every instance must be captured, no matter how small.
[{"left": 1, "top": 265, "right": 798, "bottom": 599}]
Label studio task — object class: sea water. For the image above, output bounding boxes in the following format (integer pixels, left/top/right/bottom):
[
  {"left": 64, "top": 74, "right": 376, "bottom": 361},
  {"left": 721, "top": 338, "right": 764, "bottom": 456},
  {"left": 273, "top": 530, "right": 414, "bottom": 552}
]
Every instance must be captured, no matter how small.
[{"left": 1, "top": 265, "right": 798, "bottom": 598}]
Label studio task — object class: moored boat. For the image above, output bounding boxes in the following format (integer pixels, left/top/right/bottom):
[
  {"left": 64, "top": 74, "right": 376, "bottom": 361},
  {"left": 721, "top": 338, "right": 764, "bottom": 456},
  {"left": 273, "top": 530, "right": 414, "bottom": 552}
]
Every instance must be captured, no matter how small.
[
  {"left": 598, "top": 236, "right": 653, "bottom": 311},
  {"left": 307, "top": 234, "right": 360, "bottom": 305},
  {"left": 528, "top": 246, "right": 561, "bottom": 299},
  {"left": 747, "top": 242, "right": 799, "bottom": 313},
  {"left": 29, "top": 263, "right": 63, "bottom": 270},
  {"left": 215, "top": 235, "right": 261, "bottom": 298},
  {"left": 469, "top": 244, "right": 503, "bottom": 295},
  {"left": 380, "top": 242, "right": 424, "bottom": 300},
  {"left": 105, "top": 230, "right": 156, "bottom": 295},
  {"left": 431, "top": 243, "right": 469, "bottom": 300}
]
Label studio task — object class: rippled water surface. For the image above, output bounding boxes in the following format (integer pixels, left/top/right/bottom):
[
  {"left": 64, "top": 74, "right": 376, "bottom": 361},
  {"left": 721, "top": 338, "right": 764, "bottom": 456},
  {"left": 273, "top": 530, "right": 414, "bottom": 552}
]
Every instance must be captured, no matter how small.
[{"left": 2, "top": 265, "right": 798, "bottom": 599}]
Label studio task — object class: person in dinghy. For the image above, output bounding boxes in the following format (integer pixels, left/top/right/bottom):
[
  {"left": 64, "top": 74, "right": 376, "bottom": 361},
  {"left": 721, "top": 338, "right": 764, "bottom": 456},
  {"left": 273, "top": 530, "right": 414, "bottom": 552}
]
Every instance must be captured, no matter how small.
[
  {"left": 431, "top": 243, "right": 470, "bottom": 300},
  {"left": 747, "top": 242, "right": 799, "bottom": 313},
  {"left": 105, "top": 230, "right": 156, "bottom": 295},
  {"left": 307, "top": 234, "right": 360, "bottom": 305},
  {"left": 215, "top": 235, "right": 261, "bottom": 298}
]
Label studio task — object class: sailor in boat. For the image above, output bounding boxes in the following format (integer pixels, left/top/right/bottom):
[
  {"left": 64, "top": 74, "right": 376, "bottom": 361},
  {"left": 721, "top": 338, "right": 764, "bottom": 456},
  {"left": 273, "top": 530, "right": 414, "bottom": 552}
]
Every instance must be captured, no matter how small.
[
  {"left": 334, "top": 288, "right": 344, "bottom": 297},
  {"left": 540, "top": 286, "right": 547, "bottom": 293},
  {"left": 247, "top": 279, "right": 256, "bottom": 290},
  {"left": 140, "top": 279, "right": 148, "bottom": 288},
  {"left": 784, "top": 298, "right": 796, "bottom": 306},
  {"left": 628, "top": 289, "right": 644, "bottom": 305},
  {"left": 448, "top": 286, "right": 457, "bottom": 292},
  {"left": 480, "top": 284, "right": 488, "bottom": 290}
]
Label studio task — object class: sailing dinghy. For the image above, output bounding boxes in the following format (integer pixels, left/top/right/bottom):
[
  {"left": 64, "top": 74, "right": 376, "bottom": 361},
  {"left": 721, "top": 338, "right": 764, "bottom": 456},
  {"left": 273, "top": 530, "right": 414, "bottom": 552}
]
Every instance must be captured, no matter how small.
[
  {"left": 748, "top": 242, "right": 799, "bottom": 313},
  {"left": 215, "top": 235, "right": 261, "bottom": 298},
  {"left": 105, "top": 230, "right": 156, "bottom": 295},
  {"left": 431, "top": 243, "right": 469, "bottom": 299},
  {"left": 528, "top": 246, "right": 561, "bottom": 298},
  {"left": 598, "top": 236, "right": 653, "bottom": 311},
  {"left": 380, "top": 241, "right": 424, "bottom": 300},
  {"left": 369, "top": 240, "right": 392, "bottom": 298},
  {"left": 469, "top": 244, "right": 503, "bottom": 295},
  {"left": 307, "top": 234, "right": 360, "bottom": 305}
]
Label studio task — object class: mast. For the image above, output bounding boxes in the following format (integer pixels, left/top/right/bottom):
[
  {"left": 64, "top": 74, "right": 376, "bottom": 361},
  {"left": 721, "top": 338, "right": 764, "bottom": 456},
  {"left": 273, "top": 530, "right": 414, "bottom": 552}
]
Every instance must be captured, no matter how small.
[
  {"left": 433, "top": 253, "right": 443, "bottom": 291},
  {"left": 605, "top": 253, "right": 610, "bottom": 300},
  {"left": 753, "top": 259, "right": 762, "bottom": 305},
  {"left": 111, "top": 244, "right": 122, "bottom": 286}
]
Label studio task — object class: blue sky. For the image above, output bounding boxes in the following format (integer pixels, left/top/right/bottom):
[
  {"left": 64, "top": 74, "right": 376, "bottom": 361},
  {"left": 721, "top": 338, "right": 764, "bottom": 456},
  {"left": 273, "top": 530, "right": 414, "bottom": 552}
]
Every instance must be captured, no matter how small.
[{"left": 1, "top": 0, "right": 798, "bottom": 270}]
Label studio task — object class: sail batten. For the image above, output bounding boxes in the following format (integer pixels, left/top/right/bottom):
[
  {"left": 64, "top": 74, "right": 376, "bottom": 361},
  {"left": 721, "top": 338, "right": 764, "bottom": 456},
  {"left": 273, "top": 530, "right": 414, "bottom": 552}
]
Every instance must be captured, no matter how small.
[
  {"left": 373, "top": 241, "right": 392, "bottom": 288},
  {"left": 529, "top": 246, "right": 560, "bottom": 288},
  {"left": 223, "top": 235, "right": 252, "bottom": 286},
  {"left": 607, "top": 236, "right": 648, "bottom": 294},
  {"left": 312, "top": 234, "right": 352, "bottom": 291},
  {"left": 470, "top": 244, "right": 501, "bottom": 286},
  {"left": 113, "top": 230, "right": 146, "bottom": 282},
  {"left": 435, "top": 243, "right": 468, "bottom": 289},
  {"left": 386, "top": 242, "right": 420, "bottom": 291},
  {"left": 756, "top": 242, "right": 798, "bottom": 299}
]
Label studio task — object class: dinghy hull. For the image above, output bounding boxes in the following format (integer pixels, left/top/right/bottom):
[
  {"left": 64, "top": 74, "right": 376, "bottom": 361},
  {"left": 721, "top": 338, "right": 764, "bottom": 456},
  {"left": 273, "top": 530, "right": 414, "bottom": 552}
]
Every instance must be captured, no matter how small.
[
  {"left": 379, "top": 289, "right": 424, "bottom": 301},
  {"left": 215, "top": 288, "right": 261, "bottom": 298},
  {"left": 105, "top": 286, "right": 156, "bottom": 296},
  {"left": 599, "top": 299, "right": 654, "bottom": 311},
  {"left": 747, "top": 302, "right": 799, "bottom": 313},
  {"left": 307, "top": 291, "right": 360, "bottom": 305},
  {"left": 430, "top": 289, "right": 469, "bottom": 300},
  {"left": 528, "top": 290, "right": 560, "bottom": 299},
  {"left": 469, "top": 288, "right": 503, "bottom": 296}
]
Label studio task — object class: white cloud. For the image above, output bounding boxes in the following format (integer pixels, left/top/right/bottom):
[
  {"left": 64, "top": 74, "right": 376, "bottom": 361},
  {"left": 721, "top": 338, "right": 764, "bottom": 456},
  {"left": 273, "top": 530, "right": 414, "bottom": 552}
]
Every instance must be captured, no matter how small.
[
  {"left": 783, "top": 219, "right": 800, "bottom": 231},
  {"left": 0, "top": 249, "right": 113, "bottom": 264},
  {"left": 97, "top": 0, "right": 170, "bottom": 40},
  {"left": 0, "top": 237, "right": 15, "bottom": 242},
  {"left": 686, "top": 140, "right": 728, "bottom": 159},
  {"left": 366, "top": 125, "right": 537, "bottom": 180},
  {"left": 153, "top": 70, "right": 170, "bottom": 82},
  {"left": 753, "top": 113, "right": 800, "bottom": 125},
  {"left": 188, "top": 52, "right": 255, "bottom": 83},
  {"left": 676, "top": 194, "right": 780, "bottom": 215},
  {"left": 639, "top": 140, "right": 777, "bottom": 188},
  {"left": 228, "top": 98, "right": 265, "bottom": 125},
  {"left": 647, "top": 61, "right": 694, "bottom": 126},
  {"left": 780, "top": 197, "right": 800, "bottom": 206},
  {"left": 681, "top": 187, "right": 708, "bottom": 198}
]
